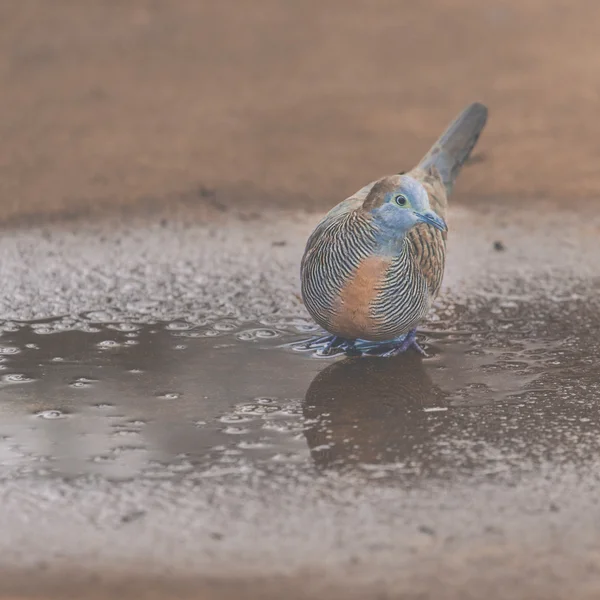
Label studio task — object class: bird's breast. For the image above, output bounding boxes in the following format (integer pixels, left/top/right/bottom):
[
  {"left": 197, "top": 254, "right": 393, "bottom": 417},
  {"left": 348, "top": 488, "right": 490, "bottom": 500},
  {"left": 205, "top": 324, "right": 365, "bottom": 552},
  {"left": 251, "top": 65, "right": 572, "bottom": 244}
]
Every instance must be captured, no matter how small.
[{"left": 328, "top": 255, "right": 392, "bottom": 340}]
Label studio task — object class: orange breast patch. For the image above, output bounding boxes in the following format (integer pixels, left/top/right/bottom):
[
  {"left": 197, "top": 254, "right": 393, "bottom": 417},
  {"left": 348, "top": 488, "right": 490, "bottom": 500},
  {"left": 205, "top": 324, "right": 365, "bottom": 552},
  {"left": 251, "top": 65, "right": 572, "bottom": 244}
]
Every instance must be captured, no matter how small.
[{"left": 329, "top": 255, "right": 391, "bottom": 340}]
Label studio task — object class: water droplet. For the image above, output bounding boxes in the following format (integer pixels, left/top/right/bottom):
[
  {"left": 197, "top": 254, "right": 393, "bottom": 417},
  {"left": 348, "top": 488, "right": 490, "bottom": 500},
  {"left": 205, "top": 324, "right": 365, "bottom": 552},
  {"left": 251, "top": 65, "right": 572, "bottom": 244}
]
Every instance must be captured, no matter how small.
[
  {"left": 70, "top": 377, "right": 97, "bottom": 389},
  {"left": 238, "top": 404, "right": 280, "bottom": 415},
  {"left": 107, "top": 323, "right": 140, "bottom": 332},
  {"left": 236, "top": 328, "right": 280, "bottom": 341},
  {"left": 97, "top": 340, "right": 120, "bottom": 349},
  {"left": 0, "top": 346, "right": 19, "bottom": 355},
  {"left": 166, "top": 321, "right": 192, "bottom": 331},
  {"left": 2, "top": 373, "right": 34, "bottom": 384},
  {"left": 35, "top": 410, "right": 66, "bottom": 419},
  {"left": 32, "top": 326, "right": 53, "bottom": 335},
  {"left": 257, "top": 397, "right": 278, "bottom": 405},
  {"left": 219, "top": 414, "right": 253, "bottom": 424}
]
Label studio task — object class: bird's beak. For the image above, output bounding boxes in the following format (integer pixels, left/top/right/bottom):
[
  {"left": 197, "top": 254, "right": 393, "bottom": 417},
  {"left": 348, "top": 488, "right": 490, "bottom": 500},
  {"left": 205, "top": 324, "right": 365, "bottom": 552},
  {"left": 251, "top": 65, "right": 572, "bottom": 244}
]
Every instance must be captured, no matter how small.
[{"left": 417, "top": 210, "right": 447, "bottom": 232}]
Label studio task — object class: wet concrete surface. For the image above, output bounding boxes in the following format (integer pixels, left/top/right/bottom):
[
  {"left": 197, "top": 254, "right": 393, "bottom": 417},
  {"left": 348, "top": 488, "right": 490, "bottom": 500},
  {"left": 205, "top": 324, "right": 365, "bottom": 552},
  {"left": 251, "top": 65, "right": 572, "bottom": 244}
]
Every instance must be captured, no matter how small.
[{"left": 1, "top": 203, "right": 600, "bottom": 599}]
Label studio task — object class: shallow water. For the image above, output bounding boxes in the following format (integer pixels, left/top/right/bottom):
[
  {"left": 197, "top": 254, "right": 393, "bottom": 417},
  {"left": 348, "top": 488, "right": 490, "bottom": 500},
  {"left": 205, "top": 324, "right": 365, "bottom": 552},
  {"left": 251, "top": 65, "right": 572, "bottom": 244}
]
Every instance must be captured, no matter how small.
[{"left": 1, "top": 292, "right": 598, "bottom": 484}]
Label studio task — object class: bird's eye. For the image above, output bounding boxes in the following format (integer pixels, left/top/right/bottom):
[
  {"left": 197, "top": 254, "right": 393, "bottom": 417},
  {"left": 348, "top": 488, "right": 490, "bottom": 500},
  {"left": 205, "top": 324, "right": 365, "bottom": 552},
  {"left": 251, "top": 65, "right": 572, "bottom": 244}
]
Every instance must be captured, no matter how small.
[{"left": 395, "top": 194, "right": 408, "bottom": 207}]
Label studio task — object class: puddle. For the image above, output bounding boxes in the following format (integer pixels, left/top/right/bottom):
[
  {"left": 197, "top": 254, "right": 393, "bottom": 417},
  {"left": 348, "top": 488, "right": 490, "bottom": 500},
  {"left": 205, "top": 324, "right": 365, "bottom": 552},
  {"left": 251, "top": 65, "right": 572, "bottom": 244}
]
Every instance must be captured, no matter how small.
[{"left": 0, "top": 291, "right": 598, "bottom": 485}]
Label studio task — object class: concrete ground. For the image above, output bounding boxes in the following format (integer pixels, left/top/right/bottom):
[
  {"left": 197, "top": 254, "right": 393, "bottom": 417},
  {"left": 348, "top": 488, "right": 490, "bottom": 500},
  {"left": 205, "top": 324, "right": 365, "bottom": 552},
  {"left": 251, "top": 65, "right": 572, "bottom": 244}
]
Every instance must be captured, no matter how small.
[{"left": 2, "top": 1, "right": 600, "bottom": 599}]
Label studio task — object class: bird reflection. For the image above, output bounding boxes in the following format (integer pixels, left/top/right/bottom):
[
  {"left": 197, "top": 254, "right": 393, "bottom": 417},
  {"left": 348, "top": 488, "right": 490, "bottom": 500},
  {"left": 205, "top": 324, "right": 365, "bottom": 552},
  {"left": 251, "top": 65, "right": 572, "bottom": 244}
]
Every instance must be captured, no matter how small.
[{"left": 303, "top": 353, "right": 448, "bottom": 471}]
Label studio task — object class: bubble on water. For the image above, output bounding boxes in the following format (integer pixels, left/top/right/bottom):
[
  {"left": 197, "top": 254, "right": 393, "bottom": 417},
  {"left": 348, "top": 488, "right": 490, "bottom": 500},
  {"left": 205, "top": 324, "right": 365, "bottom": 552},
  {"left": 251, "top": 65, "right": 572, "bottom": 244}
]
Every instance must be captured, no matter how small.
[
  {"left": 236, "top": 328, "right": 280, "bottom": 341},
  {"left": 35, "top": 410, "right": 66, "bottom": 419},
  {"left": 238, "top": 404, "right": 280, "bottom": 416},
  {"left": 213, "top": 321, "right": 238, "bottom": 332},
  {"left": 156, "top": 392, "right": 181, "bottom": 400},
  {"left": 219, "top": 414, "right": 253, "bottom": 424},
  {"left": 257, "top": 397, "right": 278, "bottom": 405},
  {"left": 51, "top": 357, "right": 64, "bottom": 362},
  {"left": 129, "top": 369, "right": 143, "bottom": 374},
  {"left": 2, "top": 373, "right": 35, "bottom": 384},
  {"left": 113, "top": 430, "right": 140, "bottom": 437},
  {"left": 31, "top": 326, "right": 53, "bottom": 335},
  {"left": 70, "top": 377, "right": 97, "bottom": 389},
  {"left": 25, "top": 344, "right": 39, "bottom": 350},
  {"left": 107, "top": 323, "right": 140, "bottom": 332},
  {"left": 195, "top": 420, "right": 207, "bottom": 427},
  {"left": 174, "top": 344, "right": 187, "bottom": 350},
  {"left": 97, "top": 340, "right": 121, "bottom": 349},
  {"left": 0, "top": 346, "right": 20, "bottom": 355},
  {"left": 166, "top": 321, "right": 192, "bottom": 331},
  {"left": 125, "top": 340, "right": 138, "bottom": 346},
  {"left": 93, "top": 403, "right": 114, "bottom": 409}
]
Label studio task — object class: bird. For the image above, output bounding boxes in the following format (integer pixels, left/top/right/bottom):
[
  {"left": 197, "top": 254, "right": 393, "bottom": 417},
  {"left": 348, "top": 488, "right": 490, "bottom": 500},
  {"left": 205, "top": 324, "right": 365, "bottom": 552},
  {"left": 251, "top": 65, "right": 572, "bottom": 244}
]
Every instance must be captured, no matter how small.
[{"left": 300, "top": 102, "right": 488, "bottom": 357}]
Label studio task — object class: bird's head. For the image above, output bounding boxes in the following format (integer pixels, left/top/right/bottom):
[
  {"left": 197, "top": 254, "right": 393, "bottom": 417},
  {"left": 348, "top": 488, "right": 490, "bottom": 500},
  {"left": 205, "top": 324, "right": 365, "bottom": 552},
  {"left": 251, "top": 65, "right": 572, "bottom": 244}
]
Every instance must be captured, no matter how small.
[{"left": 361, "top": 174, "right": 447, "bottom": 237}]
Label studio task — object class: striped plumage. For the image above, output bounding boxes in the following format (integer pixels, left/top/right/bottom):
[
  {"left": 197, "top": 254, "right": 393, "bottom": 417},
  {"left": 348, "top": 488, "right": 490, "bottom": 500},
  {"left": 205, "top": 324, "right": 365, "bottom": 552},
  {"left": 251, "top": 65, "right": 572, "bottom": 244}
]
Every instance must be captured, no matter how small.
[
  {"left": 301, "top": 103, "right": 487, "bottom": 354},
  {"left": 301, "top": 178, "right": 442, "bottom": 342}
]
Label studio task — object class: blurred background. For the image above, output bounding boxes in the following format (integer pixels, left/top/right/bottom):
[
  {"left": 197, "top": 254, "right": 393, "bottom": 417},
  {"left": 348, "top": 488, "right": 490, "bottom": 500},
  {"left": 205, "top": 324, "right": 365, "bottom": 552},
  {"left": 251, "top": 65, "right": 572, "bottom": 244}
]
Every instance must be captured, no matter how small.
[{"left": 1, "top": 0, "right": 599, "bottom": 225}]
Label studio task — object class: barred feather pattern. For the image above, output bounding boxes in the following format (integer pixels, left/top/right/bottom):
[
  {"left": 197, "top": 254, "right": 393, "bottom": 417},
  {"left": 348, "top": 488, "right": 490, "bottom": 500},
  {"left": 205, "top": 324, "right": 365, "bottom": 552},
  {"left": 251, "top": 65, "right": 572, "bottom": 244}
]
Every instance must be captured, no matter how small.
[
  {"left": 301, "top": 205, "right": 446, "bottom": 341},
  {"left": 301, "top": 205, "right": 377, "bottom": 333},
  {"left": 369, "top": 242, "right": 430, "bottom": 340}
]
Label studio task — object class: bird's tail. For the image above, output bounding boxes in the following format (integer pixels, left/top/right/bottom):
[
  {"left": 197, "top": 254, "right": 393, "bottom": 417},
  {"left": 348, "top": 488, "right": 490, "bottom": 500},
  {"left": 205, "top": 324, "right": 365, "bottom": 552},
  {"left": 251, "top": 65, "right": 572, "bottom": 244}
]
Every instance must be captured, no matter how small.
[{"left": 417, "top": 102, "right": 488, "bottom": 196}]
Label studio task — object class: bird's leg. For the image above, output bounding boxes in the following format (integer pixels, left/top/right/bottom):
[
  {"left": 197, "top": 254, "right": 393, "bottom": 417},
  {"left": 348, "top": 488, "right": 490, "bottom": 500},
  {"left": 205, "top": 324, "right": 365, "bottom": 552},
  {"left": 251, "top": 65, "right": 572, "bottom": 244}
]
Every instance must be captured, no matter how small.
[
  {"left": 380, "top": 329, "right": 428, "bottom": 358},
  {"left": 339, "top": 339, "right": 361, "bottom": 356},
  {"left": 321, "top": 336, "right": 360, "bottom": 356}
]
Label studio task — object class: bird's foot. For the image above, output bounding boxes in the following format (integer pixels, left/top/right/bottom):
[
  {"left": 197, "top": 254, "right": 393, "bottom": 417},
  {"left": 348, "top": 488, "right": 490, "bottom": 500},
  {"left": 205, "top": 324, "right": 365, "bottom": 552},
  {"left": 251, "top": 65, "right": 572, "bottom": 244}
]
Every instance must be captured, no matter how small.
[
  {"left": 302, "top": 335, "right": 360, "bottom": 356},
  {"left": 358, "top": 329, "right": 427, "bottom": 358},
  {"left": 380, "top": 329, "right": 427, "bottom": 358}
]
